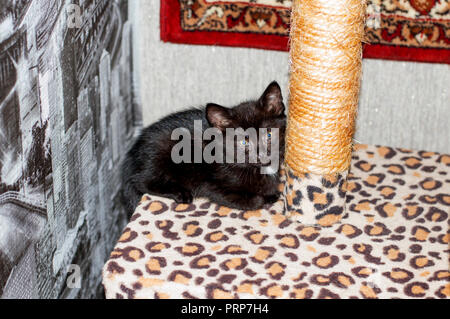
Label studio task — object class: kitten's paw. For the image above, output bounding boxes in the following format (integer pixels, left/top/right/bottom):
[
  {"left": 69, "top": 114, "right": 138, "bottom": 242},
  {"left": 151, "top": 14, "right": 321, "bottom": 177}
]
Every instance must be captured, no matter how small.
[
  {"left": 173, "top": 191, "right": 193, "bottom": 204},
  {"left": 264, "top": 193, "right": 281, "bottom": 205},
  {"left": 245, "top": 195, "right": 265, "bottom": 210}
]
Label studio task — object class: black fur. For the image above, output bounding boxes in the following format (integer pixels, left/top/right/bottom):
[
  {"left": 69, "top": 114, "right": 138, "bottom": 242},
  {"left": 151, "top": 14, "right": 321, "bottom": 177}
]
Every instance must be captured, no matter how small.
[{"left": 122, "top": 82, "right": 286, "bottom": 217}]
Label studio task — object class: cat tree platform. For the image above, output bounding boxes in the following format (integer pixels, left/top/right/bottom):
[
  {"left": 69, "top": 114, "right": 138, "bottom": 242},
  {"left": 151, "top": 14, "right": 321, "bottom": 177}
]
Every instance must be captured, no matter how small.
[{"left": 103, "top": 145, "right": 449, "bottom": 299}]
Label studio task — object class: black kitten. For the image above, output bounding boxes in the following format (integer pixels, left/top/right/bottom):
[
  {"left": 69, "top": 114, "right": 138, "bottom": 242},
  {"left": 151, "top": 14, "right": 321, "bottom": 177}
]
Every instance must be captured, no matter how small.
[{"left": 122, "top": 82, "right": 286, "bottom": 216}]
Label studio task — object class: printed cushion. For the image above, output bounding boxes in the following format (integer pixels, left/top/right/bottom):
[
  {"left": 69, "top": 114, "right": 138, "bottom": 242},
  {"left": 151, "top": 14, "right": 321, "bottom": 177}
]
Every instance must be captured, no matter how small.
[{"left": 103, "top": 145, "right": 450, "bottom": 299}]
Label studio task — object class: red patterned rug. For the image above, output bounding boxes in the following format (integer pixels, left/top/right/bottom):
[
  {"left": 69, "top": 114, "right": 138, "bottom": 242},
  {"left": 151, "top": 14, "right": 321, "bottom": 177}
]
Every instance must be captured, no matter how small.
[{"left": 161, "top": 0, "right": 450, "bottom": 64}]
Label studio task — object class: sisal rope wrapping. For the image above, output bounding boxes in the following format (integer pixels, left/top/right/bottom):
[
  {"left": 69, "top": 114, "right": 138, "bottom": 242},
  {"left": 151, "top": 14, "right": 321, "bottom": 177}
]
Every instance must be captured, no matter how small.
[
  {"left": 283, "top": 0, "right": 365, "bottom": 226},
  {"left": 286, "top": 0, "right": 365, "bottom": 176}
]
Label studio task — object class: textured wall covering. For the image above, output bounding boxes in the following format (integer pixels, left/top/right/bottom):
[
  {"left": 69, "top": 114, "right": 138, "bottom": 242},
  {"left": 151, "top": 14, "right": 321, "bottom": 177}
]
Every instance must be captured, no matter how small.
[
  {"left": 136, "top": 0, "right": 450, "bottom": 154},
  {"left": 0, "top": 0, "right": 141, "bottom": 298}
]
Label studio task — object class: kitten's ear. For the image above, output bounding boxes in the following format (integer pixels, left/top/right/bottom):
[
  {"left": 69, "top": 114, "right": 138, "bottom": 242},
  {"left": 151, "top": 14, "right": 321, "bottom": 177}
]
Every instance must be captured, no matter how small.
[
  {"left": 259, "top": 81, "right": 285, "bottom": 116},
  {"left": 206, "top": 103, "right": 234, "bottom": 130}
]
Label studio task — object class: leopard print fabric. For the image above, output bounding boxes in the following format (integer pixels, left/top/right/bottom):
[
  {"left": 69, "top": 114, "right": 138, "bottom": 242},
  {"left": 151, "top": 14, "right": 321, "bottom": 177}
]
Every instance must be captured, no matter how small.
[
  {"left": 284, "top": 170, "right": 348, "bottom": 227},
  {"left": 103, "top": 145, "right": 450, "bottom": 299}
]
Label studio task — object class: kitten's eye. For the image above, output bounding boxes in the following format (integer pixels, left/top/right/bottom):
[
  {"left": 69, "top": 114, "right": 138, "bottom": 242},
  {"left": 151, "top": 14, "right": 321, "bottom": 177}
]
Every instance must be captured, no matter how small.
[
  {"left": 267, "top": 132, "right": 272, "bottom": 139},
  {"left": 241, "top": 137, "right": 250, "bottom": 146}
]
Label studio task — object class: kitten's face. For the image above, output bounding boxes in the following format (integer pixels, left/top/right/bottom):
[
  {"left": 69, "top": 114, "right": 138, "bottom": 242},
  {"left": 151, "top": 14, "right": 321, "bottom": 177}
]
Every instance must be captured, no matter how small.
[{"left": 206, "top": 82, "right": 286, "bottom": 169}]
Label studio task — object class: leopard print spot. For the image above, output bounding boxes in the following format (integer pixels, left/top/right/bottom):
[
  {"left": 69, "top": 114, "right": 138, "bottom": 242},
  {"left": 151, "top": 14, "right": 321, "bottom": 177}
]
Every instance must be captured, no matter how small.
[
  {"left": 318, "top": 237, "right": 336, "bottom": 246},
  {"left": 245, "top": 231, "right": 268, "bottom": 245},
  {"left": 378, "top": 186, "right": 396, "bottom": 199},
  {"left": 345, "top": 181, "right": 361, "bottom": 193},
  {"left": 419, "top": 195, "right": 439, "bottom": 204},
  {"left": 411, "top": 226, "right": 430, "bottom": 241},
  {"left": 285, "top": 191, "right": 294, "bottom": 206},
  {"left": 266, "top": 261, "right": 286, "bottom": 280},
  {"left": 155, "top": 292, "right": 171, "bottom": 299},
  {"left": 316, "top": 207, "right": 344, "bottom": 227},
  {"left": 403, "top": 157, "right": 422, "bottom": 169},
  {"left": 436, "top": 194, "right": 450, "bottom": 206},
  {"left": 355, "top": 161, "right": 376, "bottom": 172},
  {"left": 218, "top": 274, "right": 236, "bottom": 284},
  {"left": 364, "top": 174, "right": 386, "bottom": 187},
  {"left": 290, "top": 189, "right": 304, "bottom": 205},
  {"left": 354, "top": 244, "right": 384, "bottom": 265},
  {"left": 145, "top": 257, "right": 166, "bottom": 275},
  {"left": 350, "top": 200, "right": 372, "bottom": 213},
  {"left": 307, "top": 186, "right": 333, "bottom": 210},
  {"left": 145, "top": 242, "right": 170, "bottom": 253},
  {"left": 251, "top": 247, "right": 276, "bottom": 264},
  {"left": 419, "top": 178, "right": 442, "bottom": 191},
  {"left": 425, "top": 207, "right": 448, "bottom": 222},
  {"left": 261, "top": 283, "right": 284, "bottom": 298},
  {"left": 375, "top": 202, "right": 397, "bottom": 218},
  {"left": 290, "top": 284, "right": 313, "bottom": 299},
  {"left": 139, "top": 194, "right": 151, "bottom": 203},
  {"left": 437, "top": 233, "right": 449, "bottom": 244},
  {"left": 155, "top": 220, "right": 173, "bottom": 230},
  {"left": 299, "top": 226, "right": 320, "bottom": 241},
  {"left": 272, "top": 213, "right": 290, "bottom": 228},
  {"left": 418, "top": 151, "right": 435, "bottom": 158},
  {"left": 208, "top": 286, "right": 234, "bottom": 299},
  {"left": 189, "top": 210, "right": 208, "bottom": 217},
  {"left": 145, "top": 201, "right": 168, "bottom": 215},
  {"left": 404, "top": 282, "right": 429, "bottom": 298},
  {"left": 364, "top": 223, "right": 391, "bottom": 236},
  {"left": 429, "top": 270, "right": 450, "bottom": 282},
  {"left": 437, "top": 154, "right": 450, "bottom": 165},
  {"left": 118, "top": 247, "right": 145, "bottom": 262},
  {"left": 183, "top": 221, "right": 203, "bottom": 237},
  {"left": 220, "top": 258, "right": 248, "bottom": 271},
  {"left": 168, "top": 270, "right": 192, "bottom": 285},
  {"left": 382, "top": 268, "right": 414, "bottom": 283},
  {"left": 119, "top": 230, "right": 138, "bottom": 243},
  {"left": 190, "top": 255, "right": 216, "bottom": 269},
  {"left": 383, "top": 245, "right": 406, "bottom": 262},
  {"left": 175, "top": 243, "right": 205, "bottom": 256},
  {"left": 106, "top": 261, "right": 125, "bottom": 276},
  {"left": 207, "top": 219, "right": 222, "bottom": 229},
  {"left": 384, "top": 164, "right": 405, "bottom": 175},
  {"left": 138, "top": 277, "right": 164, "bottom": 288},
  {"left": 171, "top": 203, "right": 196, "bottom": 212},
  {"left": 402, "top": 205, "right": 424, "bottom": 220},
  {"left": 321, "top": 174, "right": 340, "bottom": 187},
  {"left": 410, "top": 256, "right": 435, "bottom": 269},
  {"left": 313, "top": 253, "right": 339, "bottom": 269},
  {"left": 421, "top": 166, "right": 436, "bottom": 173},
  {"left": 435, "top": 284, "right": 450, "bottom": 299},
  {"left": 337, "top": 224, "right": 362, "bottom": 238},
  {"left": 360, "top": 284, "right": 379, "bottom": 299},
  {"left": 120, "top": 284, "right": 135, "bottom": 299},
  {"left": 276, "top": 234, "right": 300, "bottom": 249},
  {"left": 351, "top": 267, "right": 374, "bottom": 278},
  {"left": 292, "top": 272, "right": 307, "bottom": 282},
  {"left": 242, "top": 210, "right": 262, "bottom": 220},
  {"left": 215, "top": 206, "right": 232, "bottom": 217},
  {"left": 310, "top": 274, "right": 331, "bottom": 286},
  {"left": 330, "top": 273, "right": 355, "bottom": 288},
  {"left": 236, "top": 283, "right": 254, "bottom": 295},
  {"left": 378, "top": 146, "right": 396, "bottom": 159},
  {"left": 217, "top": 245, "right": 248, "bottom": 255},
  {"left": 205, "top": 231, "right": 229, "bottom": 243},
  {"left": 318, "top": 288, "right": 340, "bottom": 299}
]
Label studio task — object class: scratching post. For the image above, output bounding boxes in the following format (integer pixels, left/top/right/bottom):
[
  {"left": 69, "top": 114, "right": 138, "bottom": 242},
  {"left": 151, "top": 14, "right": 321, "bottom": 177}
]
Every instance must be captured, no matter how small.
[{"left": 284, "top": 0, "right": 365, "bottom": 227}]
